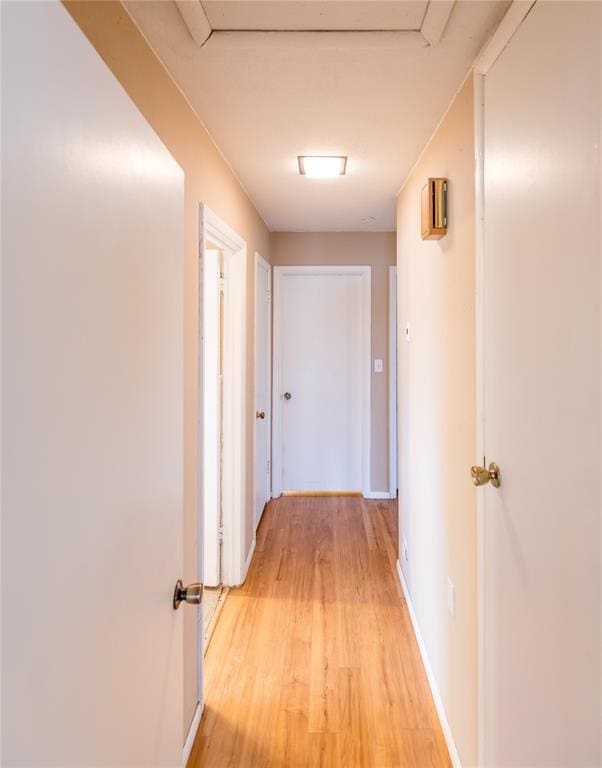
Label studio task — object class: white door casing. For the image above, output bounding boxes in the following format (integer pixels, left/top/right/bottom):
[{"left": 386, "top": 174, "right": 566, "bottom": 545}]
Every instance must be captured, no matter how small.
[
  {"left": 254, "top": 253, "right": 272, "bottom": 528},
  {"left": 2, "top": 2, "right": 185, "bottom": 765},
  {"left": 389, "top": 266, "right": 398, "bottom": 499},
  {"left": 199, "top": 205, "right": 248, "bottom": 588},
  {"left": 201, "top": 248, "right": 222, "bottom": 587},
  {"left": 478, "top": 3, "right": 601, "bottom": 765},
  {"left": 273, "top": 266, "right": 371, "bottom": 496}
]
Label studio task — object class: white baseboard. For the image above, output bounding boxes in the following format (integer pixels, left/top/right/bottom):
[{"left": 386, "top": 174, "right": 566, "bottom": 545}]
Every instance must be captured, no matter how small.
[
  {"left": 182, "top": 701, "right": 203, "bottom": 766},
  {"left": 396, "top": 561, "right": 463, "bottom": 768},
  {"left": 240, "top": 536, "right": 256, "bottom": 583},
  {"left": 363, "top": 490, "right": 392, "bottom": 499},
  {"left": 255, "top": 497, "right": 270, "bottom": 531}
]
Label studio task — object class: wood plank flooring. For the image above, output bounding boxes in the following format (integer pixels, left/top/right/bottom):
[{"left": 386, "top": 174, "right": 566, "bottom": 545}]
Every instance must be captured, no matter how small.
[{"left": 188, "top": 496, "right": 451, "bottom": 768}]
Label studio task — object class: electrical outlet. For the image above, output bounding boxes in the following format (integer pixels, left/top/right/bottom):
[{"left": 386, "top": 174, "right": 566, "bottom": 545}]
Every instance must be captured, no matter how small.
[
  {"left": 402, "top": 537, "right": 409, "bottom": 562},
  {"left": 447, "top": 577, "right": 455, "bottom": 617}
]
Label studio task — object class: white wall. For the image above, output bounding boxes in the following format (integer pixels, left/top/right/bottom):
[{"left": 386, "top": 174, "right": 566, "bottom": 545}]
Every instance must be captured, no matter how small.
[{"left": 396, "top": 75, "right": 477, "bottom": 767}]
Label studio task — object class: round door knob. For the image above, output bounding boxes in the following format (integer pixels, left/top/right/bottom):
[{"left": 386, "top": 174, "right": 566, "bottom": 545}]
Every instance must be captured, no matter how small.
[
  {"left": 283, "top": 392, "right": 292, "bottom": 400},
  {"left": 256, "top": 410, "right": 265, "bottom": 420},
  {"left": 173, "top": 580, "right": 204, "bottom": 609},
  {"left": 470, "top": 462, "right": 500, "bottom": 488}
]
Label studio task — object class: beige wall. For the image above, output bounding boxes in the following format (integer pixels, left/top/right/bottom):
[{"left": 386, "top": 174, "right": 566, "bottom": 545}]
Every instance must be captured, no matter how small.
[
  {"left": 396, "top": 75, "right": 477, "bottom": 766},
  {"left": 270, "top": 232, "right": 396, "bottom": 493},
  {"left": 64, "top": 1, "right": 271, "bottom": 738}
]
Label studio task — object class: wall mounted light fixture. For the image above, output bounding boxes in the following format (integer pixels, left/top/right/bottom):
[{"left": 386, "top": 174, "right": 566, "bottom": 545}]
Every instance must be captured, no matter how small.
[{"left": 421, "top": 178, "right": 448, "bottom": 240}]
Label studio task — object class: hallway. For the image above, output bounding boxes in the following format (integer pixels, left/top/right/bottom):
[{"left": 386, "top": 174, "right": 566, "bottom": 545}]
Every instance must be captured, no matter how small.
[
  {"left": 189, "top": 496, "right": 451, "bottom": 767},
  {"left": 3, "top": 3, "right": 600, "bottom": 766}
]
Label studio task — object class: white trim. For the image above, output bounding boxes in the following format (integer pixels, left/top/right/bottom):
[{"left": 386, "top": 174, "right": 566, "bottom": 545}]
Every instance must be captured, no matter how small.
[
  {"left": 363, "top": 491, "right": 392, "bottom": 500},
  {"left": 474, "top": 1, "right": 536, "bottom": 75},
  {"left": 388, "top": 266, "right": 398, "bottom": 499},
  {"left": 201, "top": 203, "right": 247, "bottom": 255},
  {"left": 272, "top": 265, "right": 371, "bottom": 498},
  {"left": 420, "top": 0, "right": 455, "bottom": 47},
  {"left": 396, "top": 561, "right": 463, "bottom": 768},
  {"left": 182, "top": 702, "right": 203, "bottom": 766},
  {"left": 175, "top": 0, "right": 211, "bottom": 47},
  {"left": 473, "top": 73, "right": 487, "bottom": 768},
  {"left": 241, "top": 536, "right": 256, "bottom": 583},
  {"left": 198, "top": 203, "right": 247, "bottom": 590},
  {"left": 253, "top": 253, "right": 272, "bottom": 531},
  {"left": 201, "top": 246, "right": 221, "bottom": 587}
]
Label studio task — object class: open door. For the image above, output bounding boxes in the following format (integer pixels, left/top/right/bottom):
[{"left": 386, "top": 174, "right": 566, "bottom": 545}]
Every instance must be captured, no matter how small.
[
  {"left": 2, "top": 3, "right": 187, "bottom": 764},
  {"left": 478, "top": 3, "right": 600, "bottom": 765}
]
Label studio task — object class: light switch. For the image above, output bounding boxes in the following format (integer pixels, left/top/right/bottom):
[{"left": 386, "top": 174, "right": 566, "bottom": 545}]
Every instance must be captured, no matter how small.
[
  {"left": 374, "top": 358, "right": 383, "bottom": 373},
  {"left": 404, "top": 321, "right": 411, "bottom": 342}
]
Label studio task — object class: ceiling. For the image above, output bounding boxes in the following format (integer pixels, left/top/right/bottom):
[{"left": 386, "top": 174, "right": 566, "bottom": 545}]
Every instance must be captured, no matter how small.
[
  {"left": 201, "top": 1, "right": 428, "bottom": 31},
  {"left": 125, "top": 1, "right": 510, "bottom": 231}
]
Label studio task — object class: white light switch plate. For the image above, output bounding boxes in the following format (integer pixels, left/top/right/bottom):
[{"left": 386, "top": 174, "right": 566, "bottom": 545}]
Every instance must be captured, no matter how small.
[
  {"left": 374, "top": 358, "right": 383, "bottom": 373},
  {"left": 404, "top": 321, "right": 411, "bottom": 342}
]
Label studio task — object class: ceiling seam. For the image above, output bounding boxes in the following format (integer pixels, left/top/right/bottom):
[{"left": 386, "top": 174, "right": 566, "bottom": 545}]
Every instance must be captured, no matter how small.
[
  {"left": 197, "top": 0, "right": 213, "bottom": 48},
  {"left": 198, "top": 0, "right": 211, "bottom": 29},
  {"left": 420, "top": 0, "right": 432, "bottom": 30},
  {"left": 206, "top": 28, "right": 423, "bottom": 34}
]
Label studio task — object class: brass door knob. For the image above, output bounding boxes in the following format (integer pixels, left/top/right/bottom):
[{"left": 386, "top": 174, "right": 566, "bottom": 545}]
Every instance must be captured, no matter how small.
[
  {"left": 471, "top": 462, "right": 500, "bottom": 488},
  {"left": 256, "top": 410, "right": 265, "bottom": 420},
  {"left": 173, "top": 580, "right": 203, "bottom": 610}
]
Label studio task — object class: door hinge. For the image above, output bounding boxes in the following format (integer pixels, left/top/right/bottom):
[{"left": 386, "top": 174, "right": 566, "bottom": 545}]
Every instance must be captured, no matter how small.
[
  {"left": 219, "top": 277, "right": 225, "bottom": 293},
  {"left": 267, "top": 459, "right": 271, "bottom": 475},
  {"left": 218, "top": 523, "right": 224, "bottom": 543},
  {"left": 266, "top": 289, "right": 272, "bottom": 303}
]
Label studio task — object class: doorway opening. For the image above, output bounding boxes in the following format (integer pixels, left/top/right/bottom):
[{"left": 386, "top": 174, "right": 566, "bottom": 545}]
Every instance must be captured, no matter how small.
[{"left": 198, "top": 204, "right": 247, "bottom": 685}]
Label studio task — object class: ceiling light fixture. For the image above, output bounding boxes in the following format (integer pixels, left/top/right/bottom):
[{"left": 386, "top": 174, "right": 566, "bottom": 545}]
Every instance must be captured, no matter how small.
[
  {"left": 362, "top": 216, "right": 376, "bottom": 223},
  {"left": 298, "top": 155, "right": 347, "bottom": 178}
]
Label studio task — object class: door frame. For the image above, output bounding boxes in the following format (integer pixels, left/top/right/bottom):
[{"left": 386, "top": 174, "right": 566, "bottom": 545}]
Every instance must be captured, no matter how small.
[
  {"left": 388, "top": 265, "right": 398, "bottom": 499},
  {"left": 200, "top": 243, "right": 222, "bottom": 588},
  {"left": 272, "top": 265, "right": 372, "bottom": 497},
  {"left": 474, "top": 70, "right": 487, "bottom": 768},
  {"left": 198, "top": 203, "right": 248, "bottom": 596},
  {"left": 254, "top": 252, "right": 272, "bottom": 529}
]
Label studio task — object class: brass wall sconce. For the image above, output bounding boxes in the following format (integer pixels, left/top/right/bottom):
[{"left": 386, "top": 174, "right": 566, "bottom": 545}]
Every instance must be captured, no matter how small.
[{"left": 421, "top": 178, "right": 448, "bottom": 240}]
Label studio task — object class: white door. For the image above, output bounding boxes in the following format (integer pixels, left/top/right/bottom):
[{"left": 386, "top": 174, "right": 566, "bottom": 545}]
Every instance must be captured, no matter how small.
[
  {"left": 273, "top": 266, "right": 371, "bottom": 495},
  {"left": 2, "top": 3, "right": 187, "bottom": 765},
  {"left": 254, "top": 254, "right": 272, "bottom": 527},
  {"left": 480, "top": 3, "right": 600, "bottom": 766}
]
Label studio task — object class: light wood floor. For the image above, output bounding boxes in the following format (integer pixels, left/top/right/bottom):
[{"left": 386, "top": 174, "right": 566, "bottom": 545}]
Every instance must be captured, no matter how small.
[{"left": 188, "top": 496, "right": 451, "bottom": 768}]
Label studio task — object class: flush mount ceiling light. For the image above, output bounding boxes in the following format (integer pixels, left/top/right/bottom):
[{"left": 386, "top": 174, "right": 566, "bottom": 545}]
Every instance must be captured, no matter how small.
[{"left": 298, "top": 155, "right": 347, "bottom": 178}]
